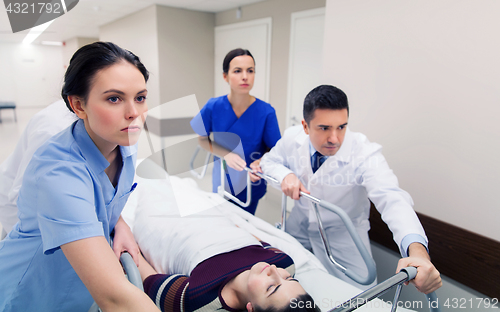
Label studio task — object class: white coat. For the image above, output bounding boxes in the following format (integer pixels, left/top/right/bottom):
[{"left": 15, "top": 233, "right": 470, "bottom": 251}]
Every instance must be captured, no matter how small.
[
  {"left": 0, "top": 100, "right": 77, "bottom": 236},
  {"left": 260, "top": 125, "right": 427, "bottom": 288}
]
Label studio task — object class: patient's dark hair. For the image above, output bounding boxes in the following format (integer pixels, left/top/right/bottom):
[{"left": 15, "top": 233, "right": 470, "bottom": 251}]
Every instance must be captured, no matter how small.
[
  {"left": 61, "top": 41, "right": 149, "bottom": 113},
  {"left": 223, "top": 48, "right": 255, "bottom": 74},
  {"left": 253, "top": 293, "right": 321, "bottom": 312},
  {"left": 303, "top": 85, "right": 349, "bottom": 125}
]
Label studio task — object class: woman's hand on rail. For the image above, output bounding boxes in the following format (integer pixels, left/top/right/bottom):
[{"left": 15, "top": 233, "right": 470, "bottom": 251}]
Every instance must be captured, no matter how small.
[
  {"left": 61, "top": 237, "right": 160, "bottom": 311},
  {"left": 223, "top": 152, "right": 247, "bottom": 171},
  {"left": 396, "top": 243, "right": 442, "bottom": 294},
  {"left": 113, "top": 216, "right": 140, "bottom": 267},
  {"left": 249, "top": 159, "right": 263, "bottom": 182},
  {"left": 281, "top": 173, "right": 309, "bottom": 200}
]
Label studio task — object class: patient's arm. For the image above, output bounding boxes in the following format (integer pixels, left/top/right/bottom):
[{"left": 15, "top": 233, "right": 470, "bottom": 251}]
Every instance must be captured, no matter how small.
[
  {"left": 138, "top": 252, "right": 158, "bottom": 282},
  {"left": 395, "top": 242, "right": 442, "bottom": 294},
  {"left": 61, "top": 236, "right": 160, "bottom": 311}
]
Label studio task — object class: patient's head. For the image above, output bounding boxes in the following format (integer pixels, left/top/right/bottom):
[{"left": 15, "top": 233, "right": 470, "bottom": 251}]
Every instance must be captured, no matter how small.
[{"left": 243, "top": 262, "right": 320, "bottom": 312}]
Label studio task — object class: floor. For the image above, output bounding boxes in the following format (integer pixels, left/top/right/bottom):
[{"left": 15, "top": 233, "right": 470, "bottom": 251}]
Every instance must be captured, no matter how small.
[{"left": 0, "top": 107, "right": 285, "bottom": 238}]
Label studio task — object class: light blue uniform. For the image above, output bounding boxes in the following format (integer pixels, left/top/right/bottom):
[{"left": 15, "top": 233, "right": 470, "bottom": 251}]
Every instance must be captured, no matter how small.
[{"left": 0, "top": 119, "right": 137, "bottom": 311}]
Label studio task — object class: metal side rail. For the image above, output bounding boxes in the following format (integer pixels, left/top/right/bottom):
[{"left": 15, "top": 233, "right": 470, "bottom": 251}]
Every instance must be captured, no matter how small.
[
  {"left": 189, "top": 146, "right": 252, "bottom": 207},
  {"left": 248, "top": 167, "right": 440, "bottom": 311},
  {"left": 246, "top": 168, "right": 376, "bottom": 286}
]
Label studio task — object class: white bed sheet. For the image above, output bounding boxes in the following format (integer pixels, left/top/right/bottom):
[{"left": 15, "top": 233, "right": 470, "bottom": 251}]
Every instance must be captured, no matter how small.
[{"left": 122, "top": 160, "right": 415, "bottom": 312}]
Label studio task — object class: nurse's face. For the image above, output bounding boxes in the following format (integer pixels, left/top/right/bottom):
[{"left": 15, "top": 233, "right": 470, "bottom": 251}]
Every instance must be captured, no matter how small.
[
  {"left": 303, "top": 108, "right": 348, "bottom": 157},
  {"left": 245, "top": 262, "right": 305, "bottom": 312},
  {"left": 70, "top": 60, "right": 148, "bottom": 154},
  {"left": 223, "top": 55, "right": 255, "bottom": 94}
]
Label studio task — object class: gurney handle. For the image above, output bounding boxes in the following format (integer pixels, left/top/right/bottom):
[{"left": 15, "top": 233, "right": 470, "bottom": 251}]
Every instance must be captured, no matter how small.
[
  {"left": 218, "top": 160, "right": 252, "bottom": 207},
  {"left": 189, "top": 147, "right": 252, "bottom": 207},
  {"left": 87, "top": 252, "right": 143, "bottom": 312},
  {"left": 329, "top": 266, "right": 440, "bottom": 312}
]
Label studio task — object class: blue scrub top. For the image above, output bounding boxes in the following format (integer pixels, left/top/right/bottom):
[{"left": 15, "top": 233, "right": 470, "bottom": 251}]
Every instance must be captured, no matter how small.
[
  {"left": 190, "top": 95, "right": 281, "bottom": 206},
  {"left": 0, "top": 119, "right": 138, "bottom": 311}
]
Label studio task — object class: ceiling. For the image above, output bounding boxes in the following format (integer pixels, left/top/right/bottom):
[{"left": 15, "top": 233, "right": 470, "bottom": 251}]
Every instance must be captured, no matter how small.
[{"left": 0, "top": 0, "right": 267, "bottom": 44}]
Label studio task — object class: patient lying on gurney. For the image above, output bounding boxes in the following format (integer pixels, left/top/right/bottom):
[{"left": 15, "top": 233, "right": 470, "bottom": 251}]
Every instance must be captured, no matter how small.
[
  {"left": 130, "top": 175, "right": 320, "bottom": 312},
  {"left": 135, "top": 218, "right": 320, "bottom": 312},
  {"left": 137, "top": 234, "right": 320, "bottom": 312}
]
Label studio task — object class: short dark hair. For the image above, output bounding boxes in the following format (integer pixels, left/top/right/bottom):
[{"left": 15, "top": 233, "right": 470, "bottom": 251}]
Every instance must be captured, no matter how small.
[
  {"left": 61, "top": 41, "right": 149, "bottom": 113},
  {"left": 303, "top": 85, "right": 349, "bottom": 124},
  {"left": 253, "top": 293, "right": 321, "bottom": 312},
  {"left": 222, "top": 48, "right": 255, "bottom": 74}
]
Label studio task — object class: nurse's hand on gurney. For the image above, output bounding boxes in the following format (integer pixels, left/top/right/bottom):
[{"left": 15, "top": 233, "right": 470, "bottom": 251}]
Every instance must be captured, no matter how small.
[
  {"left": 281, "top": 173, "right": 310, "bottom": 200},
  {"left": 249, "top": 158, "right": 263, "bottom": 182},
  {"left": 223, "top": 152, "right": 247, "bottom": 171},
  {"left": 113, "top": 216, "right": 141, "bottom": 266},
  {"left": 61, "top": 236, "right": 160, "bottom": 311},
  {"left": 396, "top": 242, "right": 442, "bottom": 294}
]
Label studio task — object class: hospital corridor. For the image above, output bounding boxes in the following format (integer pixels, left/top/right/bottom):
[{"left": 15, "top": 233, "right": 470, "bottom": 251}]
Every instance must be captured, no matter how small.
[{"left": 1, "top": 0, "right": 499, "bottom": 311}]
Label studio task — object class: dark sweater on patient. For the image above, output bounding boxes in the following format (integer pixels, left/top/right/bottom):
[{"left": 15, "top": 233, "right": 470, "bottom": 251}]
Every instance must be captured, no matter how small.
[{"left": 144, "top": 242, "right": 295, "bottom": 312}]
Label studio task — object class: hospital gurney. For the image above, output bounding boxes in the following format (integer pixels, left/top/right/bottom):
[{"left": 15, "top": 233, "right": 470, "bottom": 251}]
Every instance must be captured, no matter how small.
[{"left": 190, "top": 147, "right": 440, "bottom": 311}]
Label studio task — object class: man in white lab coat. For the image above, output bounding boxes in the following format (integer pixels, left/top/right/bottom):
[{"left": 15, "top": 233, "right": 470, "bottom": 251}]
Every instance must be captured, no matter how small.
[
  {"left": 260, "top": 85, "right": 441, "bottom": 293},
  {"left": 0, "top": 100, "right": 77, "bottom": 238}
]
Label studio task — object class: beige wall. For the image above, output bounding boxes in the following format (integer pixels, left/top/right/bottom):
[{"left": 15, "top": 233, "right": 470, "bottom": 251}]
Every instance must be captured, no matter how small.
[
  {"left": 99, "top": 5, "right": 215, "bottom": 164},
  {"left": 216, "top": 0, "right": 326, "bottom": 130},
  {"left": 62, "top": 37, "right": 98, "bottom": 69},
  {"left": 100, "top": 5, "right": 161, "bottom": 110},
  {"left": 323, "top": 0, "right": 500, "bottom": 242},
  {"left": 157, "top": 5, "right": 215, "bottom": 110}
]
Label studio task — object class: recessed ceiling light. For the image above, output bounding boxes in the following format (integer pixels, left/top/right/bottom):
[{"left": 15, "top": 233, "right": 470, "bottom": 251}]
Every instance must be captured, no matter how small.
[{"left": 41, "top": 41, "right": 63, "bottom": 46}]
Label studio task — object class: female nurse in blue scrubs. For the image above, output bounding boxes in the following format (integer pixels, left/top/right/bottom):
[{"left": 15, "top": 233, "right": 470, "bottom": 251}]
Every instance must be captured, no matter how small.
[
  {"left": 190, "top": 48, "right": 281, "bottom": 215},
  {"left": 0, "top": 42, "right": 160, "bottom": 312}
]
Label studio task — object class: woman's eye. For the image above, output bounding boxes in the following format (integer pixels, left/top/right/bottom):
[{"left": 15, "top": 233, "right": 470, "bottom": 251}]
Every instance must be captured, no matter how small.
[
  {"left": 108, "top": 96, "right": 120, "bottom": 103},
  {"left": 248, "top": 69, "right": 254, "bottom": 73},
  {"left": 136, "top": 96, "right": 146, "bottom": 102}
]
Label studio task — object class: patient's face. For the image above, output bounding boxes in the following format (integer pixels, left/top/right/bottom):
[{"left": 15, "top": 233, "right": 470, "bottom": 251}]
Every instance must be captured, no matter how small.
[{"left": 246, "top": 262, "right": 306, "bottom": 311}]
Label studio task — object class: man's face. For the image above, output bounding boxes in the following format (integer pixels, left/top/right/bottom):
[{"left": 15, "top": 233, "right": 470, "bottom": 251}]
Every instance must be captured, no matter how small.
[{"left": 302, "top": 108, "right": 348, "bottom": 157}]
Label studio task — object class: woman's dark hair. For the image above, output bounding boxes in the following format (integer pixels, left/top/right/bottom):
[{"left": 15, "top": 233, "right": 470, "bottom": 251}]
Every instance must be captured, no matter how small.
[
  {"left": 254, "top": 293, "right": 321, "bottom": 312},
  {"left": 303, "top": 85, "right": 349, "bottom": 124},
  {"left": 222, "top": 48, "right": 255, "bottom": 74},
  {"left": 61, "top": 41, "right": 149, "bottom": 113}
]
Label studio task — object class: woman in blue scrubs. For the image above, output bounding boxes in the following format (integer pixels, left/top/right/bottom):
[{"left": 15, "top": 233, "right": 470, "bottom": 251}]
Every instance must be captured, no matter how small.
[
  {"left": 0, "top": 42, "right": 160, "bottom": 312},
  {"left": 191, "top": 49, "right": 281, "bottom": 215}
]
